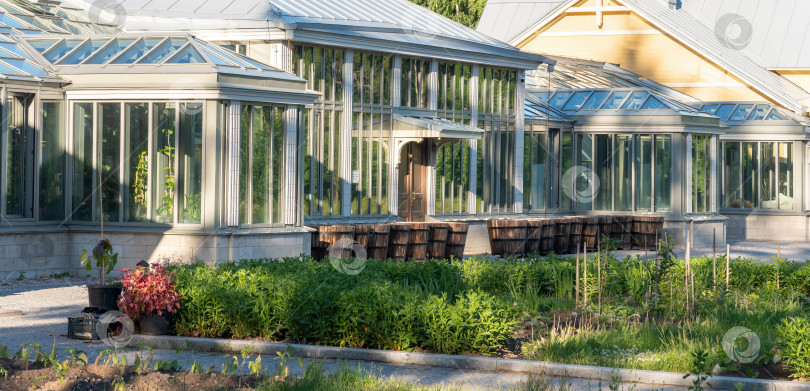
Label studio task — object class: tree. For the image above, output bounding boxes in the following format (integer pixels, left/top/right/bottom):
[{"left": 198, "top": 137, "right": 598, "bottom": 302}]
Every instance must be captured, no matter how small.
[{"left": 407, "top": 0, "right": 489, "bottom": 28}]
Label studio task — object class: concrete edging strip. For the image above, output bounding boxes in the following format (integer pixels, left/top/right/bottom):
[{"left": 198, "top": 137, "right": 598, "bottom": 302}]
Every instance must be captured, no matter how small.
[{"left": 130, "top": 335, "right": 810, "bottom": 391}]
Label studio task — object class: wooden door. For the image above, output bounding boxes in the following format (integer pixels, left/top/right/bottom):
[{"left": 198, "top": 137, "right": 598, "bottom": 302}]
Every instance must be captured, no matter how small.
[{"left": 398, "top": 141, "right": 426, "bottom": 221}]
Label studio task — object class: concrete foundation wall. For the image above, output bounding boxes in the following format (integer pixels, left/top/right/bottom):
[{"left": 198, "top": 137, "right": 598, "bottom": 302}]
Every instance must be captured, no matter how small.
[
  {"left": 725, "top": 214, "right": 810, "bottom": 242},
  {"left": 0, "top": 230, "right": 310, "bottom": 281}
]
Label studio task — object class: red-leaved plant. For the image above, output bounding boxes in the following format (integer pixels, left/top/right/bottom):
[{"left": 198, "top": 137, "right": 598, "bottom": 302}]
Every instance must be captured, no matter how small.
[{"left": 117, "top": 264, "right": 182, "bottom": 320}]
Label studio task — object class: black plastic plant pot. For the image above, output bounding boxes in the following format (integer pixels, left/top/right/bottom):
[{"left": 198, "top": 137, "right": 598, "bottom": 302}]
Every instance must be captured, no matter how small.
[
  {"left": 139, "top": 312, "right": 171, "bottom": 335},
  {"left": 87, "top": 285, "right": 122, "bottom": 311}
]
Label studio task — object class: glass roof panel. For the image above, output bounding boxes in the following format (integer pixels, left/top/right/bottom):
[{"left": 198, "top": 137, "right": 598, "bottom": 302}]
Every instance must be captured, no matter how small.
[
  {"left": 11, "top": 14, "right": 58, "bottom": 32},
  {"left": 48, "top": 18, "right": 85, "bottom": 34},
  {"left": 714, "top": 104, "right": 736, "bottom": 120},
  {"left": 580, "top": 91, "right": 610, "bottom": 110},
  {"left": 700, "top": 104, "right": 719, "bottom": 114},
  {"left": 530, "top": 92, "right": 551, "bottom": 101},
  {"left": 562, "top": 91, "right": 591, "bottom": 111},
  {"left": 42, "top": 39, "right": 82, "bottom": 63},
  {"left": 166, "top": 45, "right": 204, "bottom": 64},
  {"left": 111, "top": 38, "right": 163, "bottom": 64},
  {"left": 139, "top": 38, "right": 187, "bottom": 64},
  {"left": 620, "top": 91, "right": 648, "bottom": 110},
  {"left": 2, "top": 58, "right": 47, "bottom": 76},
  {"left": 729, "top": 104, "right": 754, "bottom": 121},
  {"left": 59, "top": 39, "right": 109, "bottom": 64},
  {"left": 28, "top": 39, "right": 59, "bottom": 53},
  {"left": 600, "top": 91, "right": 630, "bottom": 109},
  {"left": 766, "top": 109, "right": 787, "bottom": 121},
  {"left": 200, "top": 47, "right": 239, "bottom": 66},
  {"left": 640, "top": 96, "right": 669, "bottom": 110},
  {"left": 84, "top": 39, "right": 135, "bottom": 64},
  {"left": 196, "top": 40, "right": 270, "bottom": 69},
  {"left": 0, "top": 14, "right": 30, "bottom": 29},
  {"left": 0, "top": 59, "right": 26, "bottom": 75},
  {"left": 0, "top": 42, "right": 23, "bottom": 58},
  {"left": 548, "top": 91, "right": 572, "bottom": 109},
  {"left": 747, "top": 104, "right": 771, "bottom": 120}
]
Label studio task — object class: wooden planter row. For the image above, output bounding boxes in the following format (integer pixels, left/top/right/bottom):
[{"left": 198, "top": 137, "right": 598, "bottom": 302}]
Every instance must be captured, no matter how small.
[
  {"left": 309, "top": 222, "right": 469, "bottom": 262},
  {"left": 487, "top": 215, "right": 664, "bottom": 257}
]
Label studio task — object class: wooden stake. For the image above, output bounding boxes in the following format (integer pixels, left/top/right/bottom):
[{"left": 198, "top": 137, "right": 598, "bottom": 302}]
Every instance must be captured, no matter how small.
[
  {"left": 576, "top": 246, "right": 580, "bottom": 305},
  {"left": 685, "top": 236, "right": 691, "bottom": 316},
  {"left": 598, "top": 238, "right": 602, "bottom": 316},
  {"left": 726, "top": 243, "right": 730, "bottom": 291},
  {"left": 584, "top": 243, "right": 588, "bottom": 307}
]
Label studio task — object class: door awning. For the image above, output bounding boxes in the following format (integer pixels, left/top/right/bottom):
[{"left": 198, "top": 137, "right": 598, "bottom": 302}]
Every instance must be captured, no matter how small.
[{"left": 392, "top": 114, "right": 484, "bottom": 140}]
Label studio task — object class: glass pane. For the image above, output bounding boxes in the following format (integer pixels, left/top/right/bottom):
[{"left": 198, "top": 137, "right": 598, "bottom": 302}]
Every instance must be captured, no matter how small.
[
  {"left": 714, "top": 104, "right": 736, "bottom": 120},
  {"left": 723, "top": 142, "right": 742, "bottom": 208},
  {"left": 98, "top": 103, "right": 121, "bottom": 222},
  {"left": 760, "top": 142, "right": 777, "bottom": 209},
  {"left": 614, "top": 135, "right": 632, "bottom": 210},
  {"left": 59, "top": 39, "right": 109, "bottom": 64},
  {"left": 251, "top": 106, "right": 271, "bottom": 224},
  {"left": 729, "top": 104, "right": 754, "bottom": 121},
  {"left": 747, "top": 104, "right": 770, "bottom": 121},
  {"left": 6, "top": 95, "right": 34, "bottom": 217},
  {"left": 42, "top": 39, "right": 82, "bottom": 63},
  {"left": 620, "top": 91, "right": 648, "bottom": 110},
  {"left": 692, "top": 135, "right": 710, "bottom": 213},
  {"left": 153, "top": 102, "right": 176, "bottom": 223},
  {"left": 239, "top": 104, "right": 251, "bottom": 223},
  {"left": 636, "top": 135, "right": 653, "bottom": 211},
  {"left": 112, "top": 38, "right": 163, "bottom": 64},
  {"left": 594, "top": 134, "right": 612, "bottom": 210},
  {"left": 84, "top": 39, "right": 135, "bottom": 64},
  {"left": 701, "top": 104, "right": 719, "bottom": 114},
  {"left": 140, "top": 38, "right": 188, "bottom": 64},
  {"left": 778, "top": 142, "right": 793, "bottom": 210},
  {"left": 166, "top": 45, "right": 205, "bottom": 64},
  {"left": 600, "top": 91, "right": 630, "bottom": 110},
  {"left": 40, "top": 101, "right": 65, "bottom": 221},
  {"left": 742, "top": 142, "right": 758, "bottom": 208},
  {"left": 526, "top": 129, "right": 547, "bottom": 210},
  {"left": 28, "top": 39, "right": 59, "bottom": 53},
  {"left": 766, "top": 109, "right": 787, "bottom": 120},
  {"left": 272, "top": 107, "right": 284, "bottom": 222},
  {"left": 179, "top": 103, "right": 203, "bottom": 224},
  {"left": 654, "top": 135, "right": 671, "bottom": 212},
  {"left": 575, "top": 134, "right": 593, "bottom": 211},
  {"left": 560, "top": 131, "right": 573, "bottom": 210},
  {"left": 562, "top": 91, "right": 590, "bottom": 111},
  {"left": 547, "top": 91, "right": 571, "bottom": 109},
  {"left": 580, "top": 91, "right": 610, "bottom": 110},
  {"left": 640, "top": 96, "right": 669, "bottom": 110},
  {"left": 124, "top": 103, "right": 149, "bottom": 221},
  {"left": 72, "top": 102, "right": 94, "bottom": 221}
]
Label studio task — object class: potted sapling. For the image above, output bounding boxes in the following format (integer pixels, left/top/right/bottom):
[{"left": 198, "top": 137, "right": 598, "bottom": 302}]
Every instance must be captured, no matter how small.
[{"left": 80, "top": 239, "right": 121, "bottom": 310}]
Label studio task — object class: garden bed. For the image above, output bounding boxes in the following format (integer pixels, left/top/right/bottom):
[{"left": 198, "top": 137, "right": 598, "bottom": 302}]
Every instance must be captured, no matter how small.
[{"left": 166, "top": 245, "right": 810, "bottom": 382}]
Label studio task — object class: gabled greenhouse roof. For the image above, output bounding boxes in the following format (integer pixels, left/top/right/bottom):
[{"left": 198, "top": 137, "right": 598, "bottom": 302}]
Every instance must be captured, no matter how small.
[
  {"left": 539, "top": 88, "right": 715, "bottom": 118},
  {"left": 0, "top": 33, "right": 62, "bottom": 81},
  {"left": 23, "top": 34, "right": 301, "bottom": 81},
  {"left": 524, "top": 92, "right": 573, "bottom": 124},
  {"left": 695, "top": 102, "right": 810, "bottom": 126}
]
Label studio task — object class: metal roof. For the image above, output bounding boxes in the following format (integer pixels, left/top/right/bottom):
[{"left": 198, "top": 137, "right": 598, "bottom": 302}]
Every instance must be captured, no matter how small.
[
  {"left": 22, "top": 34, "right": 301, "bottom": 80},
  {"left": 540, "top": 87, "right": 715, "bottom": 118},
  {"left": 477, "top": 0, "right": 810, "bottom": 114},
  {"left": 60, "top": 0, "right": 547, "bottom": 68}
]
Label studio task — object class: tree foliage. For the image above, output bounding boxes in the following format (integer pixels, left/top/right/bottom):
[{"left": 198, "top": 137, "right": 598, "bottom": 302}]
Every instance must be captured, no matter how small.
[{"left": 407, "top": 0, "right": 489, "bottom": 28}]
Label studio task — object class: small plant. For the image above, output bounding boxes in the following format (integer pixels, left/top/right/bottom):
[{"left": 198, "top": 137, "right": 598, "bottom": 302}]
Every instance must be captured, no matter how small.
[
  {"left": 777, "top": 317, "right": 810, "bottom": 379},
  {"left": 153, "top": 359, "right": 181, "bottom": 371},
  {"left": 16, "top": 272, "right": 25, "bottom": 281},
  {"left": 0, "top": 344, "right": 9, "bottom": 358},
  {"left": 222, "top": 354, "right": 239, "bottom": 375},
  {"left": 117, "top": 264, "right": 182, "bottom": 320},
  {"left": 79, "top": 239, "right": 119, "bottom": 286},
  {"left": 684, "top": 350, "right": 712, "bottom": 391}
]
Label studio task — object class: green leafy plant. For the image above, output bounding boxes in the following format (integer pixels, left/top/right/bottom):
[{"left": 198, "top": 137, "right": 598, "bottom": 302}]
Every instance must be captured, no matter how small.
[
  {"left": 156, "top": 127, "right": 175, "bottom": 221},
  {"left": 777, "top": 317, "right": 810, "bottom": 379},
  {"left": 79, "top": 239, "right": 119, "bottom": 286},
  {"left": 683, "top": 350, "right": 712, "bottom": 391},
  {"left": 132, "top": 150, "right": 149, "bottom": 217}
]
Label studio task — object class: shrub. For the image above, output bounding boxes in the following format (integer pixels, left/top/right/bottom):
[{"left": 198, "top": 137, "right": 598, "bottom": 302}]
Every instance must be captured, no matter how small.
[
  {"left": 778, "top": 317, "right": 810, "bottom": 379},
  {"left": 118, "top": 264, "right": 182, "bottom": 320}
]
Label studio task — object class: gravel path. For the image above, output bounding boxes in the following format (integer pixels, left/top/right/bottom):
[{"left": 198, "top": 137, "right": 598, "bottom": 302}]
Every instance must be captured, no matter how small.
[{"left": 1, "top": 278, "right": 687, "bottom": 390}]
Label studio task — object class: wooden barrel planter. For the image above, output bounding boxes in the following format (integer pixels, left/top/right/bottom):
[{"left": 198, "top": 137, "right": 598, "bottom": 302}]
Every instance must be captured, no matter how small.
[
  {"left": 598, "top": 216, "right": 613, "bottom": 245},
  {"left": 444, "top": 222, "right": 469, "bottom": 260},
  {"left": 525, "top": 219, "right": 544, "bottom": 255},
  {"left": 367, "top": 224, "right": 390, "bottom": 260},
  {"left": 427, "top": 223, "right": 450, "bottom": 260},
  {"left": 318, "top": 225, "right": 355, "bottom": 260},
  {"left": 307, "top": 225, "right": 323, "bottom": 260},
  {"left": 568, "top": 217, "right": 584, "bottom": 254},
  {"left": 407, "top": 222, "right": 430, "bottom": 262},
  {"left": 632, "top": 216, "right": 664, "bottom": 250},
  {"left": 554, "top": 217, "right": 571, "bottom": 254},
  {"left": 612, "top": 216, "right": 633, "bottom": 250},
  {"left": 539, "top": 218, "right": 555, "bottom": 255},
  {"left": 354, "top": 224, "right": 372, "bottom": 249},
  {"left": 487, "top": 219, "right": 527, "bottom": 257},
  {"left": 581, "top": 216, "right": 601, "bottom": 251},
  {"left": 387, "top": 223, "right": 411, "bottom": 262}
]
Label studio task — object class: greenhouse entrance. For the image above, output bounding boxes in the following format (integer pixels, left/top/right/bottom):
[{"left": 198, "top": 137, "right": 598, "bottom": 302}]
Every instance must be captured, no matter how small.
[{"left": 397, "top": 141, "right": 427, "bottom": 222}]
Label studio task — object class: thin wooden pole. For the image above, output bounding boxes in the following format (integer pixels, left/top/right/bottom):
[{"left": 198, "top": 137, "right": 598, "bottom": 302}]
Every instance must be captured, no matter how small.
[
  {"left": 726, "top": 243, "right": 730, "bottom": 291},
  {"left": 598, "top": 237, "right": 602, "bottom": 316},
  {"left": 576, "top": 245, "right": 580, "bottom": 305},
  {"left": 685, "top": 236, "right": 691, "bottom": 316},
  {"left": 584, "top": 243, "right": 588, "bottom": 307},
  {"left": 713, "top": 228, "right": 717, "bottom": 291}
]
